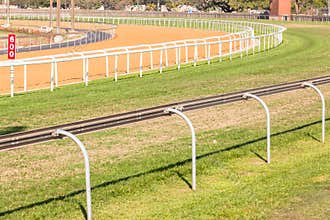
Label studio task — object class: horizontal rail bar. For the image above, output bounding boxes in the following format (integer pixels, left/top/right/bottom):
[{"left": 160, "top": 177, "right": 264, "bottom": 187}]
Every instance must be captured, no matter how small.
[{"left": 0, "top": 75, "right": 329, "bottom": 151}]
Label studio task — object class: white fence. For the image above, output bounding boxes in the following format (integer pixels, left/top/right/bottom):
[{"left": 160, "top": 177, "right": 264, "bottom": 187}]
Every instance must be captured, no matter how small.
[
  {"left": 0, "top": 17, "right": 286, "bottom": 97},
  {"left": 0, "top": 25, "right": 117, "bottom": 54}
]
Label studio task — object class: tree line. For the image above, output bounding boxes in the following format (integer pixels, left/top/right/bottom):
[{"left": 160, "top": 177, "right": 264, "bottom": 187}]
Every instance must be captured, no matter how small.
[{"left": 8, "top": 0, "right": 329, "bottom": 14}]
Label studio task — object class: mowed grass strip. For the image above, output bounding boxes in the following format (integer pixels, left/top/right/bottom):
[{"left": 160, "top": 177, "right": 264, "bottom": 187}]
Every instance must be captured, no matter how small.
[
  {"left": 1, "top": 81, "right": 330, "bottom": 219},
  {"left": 0, "top": 24, "right": 329, "bottom": 131}
]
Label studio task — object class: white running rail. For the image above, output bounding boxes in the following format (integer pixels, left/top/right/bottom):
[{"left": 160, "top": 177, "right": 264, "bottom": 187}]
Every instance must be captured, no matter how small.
[{"left": 0, "top": 17, "right": 286, "bottom": 97}]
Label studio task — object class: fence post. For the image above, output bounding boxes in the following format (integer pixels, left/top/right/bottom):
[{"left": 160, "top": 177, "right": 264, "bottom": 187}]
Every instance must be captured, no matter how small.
[
  {"left": 24, "top": 64, "right": 27, "bottom": 92},
  {"left": 115, "top": 54, "right": 118, "bottom": 82},
  {"left": 207, "top": 43, "right": 211, "bottom": 64},
  {"left": 50, "top": 61, "right": 54, "bottom": 91},
  {"left": 185, "top": 42, "right": 189, "bottom": 64},
  {"left": 243, "top": 93, "right": 271, "bottom": 164},
  {"left": 10, "top": 65, "right": 14, "bottom": 97},
  {"left": 177, "top": 47, "right": 181, "bottom": 70},
  {"left": 194, "top": 42, "right": 198, "bottom": 66},
  {"left": 54, "top": 129, "right": 92, "bottom": 220},
  {"left": 54, "top": 61, "right": 58, "bottom": 87},
  {"left": 149, "top": 46, "right": 153, "bottom": 69},
  {"left": 105, "top": 55, "right": 109, "bottom": 78},
  {"left": 139, "top": 52, "right": 143, "bottom": 78},
  {"left": 85, "top": 58, "right": 89, "bottom": 86},
  {"left": 126, "top": 49, "right": 130, "bottom": 74},
  {"left": 160, "top": 49, "right": 163, "bottom": 73},
  {"left": 164, "top": 107, "right": 197, "bottom": 191},
  {"left": 302, "top": 82, "right": 326, "bottom": 143},
  {"left": 229, "top": 37, "right": 233, "bottom": 62}
]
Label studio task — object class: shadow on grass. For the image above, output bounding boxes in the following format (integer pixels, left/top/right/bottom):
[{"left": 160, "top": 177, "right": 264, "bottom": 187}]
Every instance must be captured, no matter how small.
[
  {"left": 0, "top": 126, "right": 27, "bottom": 136},
  {"left": 307, "top": 132, "right": 321, "bottom": 143},
  {"left": 250, "top": 150, "right": 268, "bottom": 163},
  {"left": 78, "top": 203, "right": 88, "bottom": 220},
  {"left": 0, "top": 119, "right": 326, "bottom": 217},
  {"left": 175, "top": 171, "right": 192, "bottom": 189}
]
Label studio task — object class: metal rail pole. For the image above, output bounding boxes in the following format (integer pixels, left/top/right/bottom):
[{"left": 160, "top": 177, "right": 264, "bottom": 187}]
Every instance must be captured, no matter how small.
[
  {"left": 54, "top": 129, "right": 92, "bottom": 220},
  {"left": 23, "top": 64, "right": 27, "bottom": 92},
  {"left": 302, "top": 82, "right": 326, "bottom": 143},
  {"left": 85, "top": 58, "right": 89, "bottom": 86},
  {"left": 50, "top": 61, "right": 54, "bottom": 91},
  {"left": 164, "top": 107, "right": 196, "bottom": 191},
  {"left": 243, "top": 93, "right": 271, "bottom": 164},
  {"left": 160, "top": 49, "right": 163, "bottom": 73},
  {"left": 10, "top": 65, "right": 14, "bottom": 97}
]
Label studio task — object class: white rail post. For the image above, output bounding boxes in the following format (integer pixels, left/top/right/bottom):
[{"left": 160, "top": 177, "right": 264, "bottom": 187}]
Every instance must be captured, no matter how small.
[
  {"left": 302, "top": 82, "right": 326, "bottom": 143},
  {"left": 24, "top": 64, "right": 27, "bottom": 92},
  {"left": 252, "top": 37, "right": 255, "bottom": 55},
  {"left": 229, "top": 39, "right": 233, "bottom": 62},
  {"left": 54, "top": 129, "right": 92, "bottom": 220},
  {"left": 243, "top": 93, "right": 271, "bottom": 164},
  {"left": 246, "top": 35, "right": 249, "bottom": 56},
  {"left": 85, "top": 58, "right": 89, "bottom": 86},
  {"left": 149, "top": 46, "right": 153, "bottom": 69},
  {"left": 194, "top": 43, "right": 198, "bottom": 67},
  {"left": 160, "top": 49, "right": 163, "bottom": 74},
  {"left": 239, "top": 36, "right": 243, "bottom": 59},
  {"left": 233, "top": 35, "right": 237, "bottom": 54},
  {"left": 105, "top": 54, "right": 109, "bottom": 78},
  {"left": 219, "top": 41, "right": 222, "bottom": 62},
  {"left": 175, "top": 46, "right": 178, "bottom": 65},
  {"left": 115, "top": 54, "right": 118, "bottom": 82},
  {"left": 55, "top": 61, "right": 58, "bottom": 87},
  {"left": 207, "top": 43, "right": 211, "bottom": 65},
  {"left": 139, "top": 52, "right": 143, "bottom": 78},
  {"left": 50, "top": 61, "right": 54, "bottom": 92},
  {"left": 10, "top": 65, "right": 14, "bottom": 97},
  {"left": 165, "top": 48, "right": 169, "bottom": 67},
  {"left": 177, "top": 47, "right": 181, "bottom": 70},
  {"left": 126, "top": 49, "right": 130, "bottom": 74},
  {"left": 165, "top": 107, "right": 197, "bottom": 191},
  {"left": 185, "top": 42, "right": 189, "bottom": 64},
  {"left": 82, "top": 58, "right": 86, "bottom": 82}
]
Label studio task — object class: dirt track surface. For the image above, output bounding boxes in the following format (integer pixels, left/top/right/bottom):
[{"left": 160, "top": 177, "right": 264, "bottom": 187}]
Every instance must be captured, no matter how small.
[{"left": 0, "top": 23, "right": 227, "bottom": 94}]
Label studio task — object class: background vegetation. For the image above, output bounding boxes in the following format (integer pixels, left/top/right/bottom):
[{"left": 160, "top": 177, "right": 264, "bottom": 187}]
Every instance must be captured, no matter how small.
[{"left": 9, "top": 0, "right": 329, "bottom": 14}]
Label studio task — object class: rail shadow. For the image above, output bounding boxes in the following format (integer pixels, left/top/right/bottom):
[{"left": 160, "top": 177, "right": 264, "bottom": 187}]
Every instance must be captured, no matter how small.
[
  {"left": 0, "top": 119, "right": 327, "bottom": 217},
  {"left": 78, "top": 203, "right": 88, "bottom": 220},
  {"left": 175, "top": 171, "right": 192, "bottom": 189},
  {"left": 0, "top": 126, "right": 27, "bottom": 136},
  {"left": 251, "top": 150, "right": 268, "bottom": 163}
]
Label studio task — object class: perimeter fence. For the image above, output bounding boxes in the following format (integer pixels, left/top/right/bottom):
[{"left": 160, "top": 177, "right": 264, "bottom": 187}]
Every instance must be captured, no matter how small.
[
  {"left": 1, "top": 9, "right": 329, "bottom": 23},
  {"left": 0, "top": 25, "right": 116, "bottom": 54},
  {"left": 0, "top": 17, "right": 286, "bottom": 97}
]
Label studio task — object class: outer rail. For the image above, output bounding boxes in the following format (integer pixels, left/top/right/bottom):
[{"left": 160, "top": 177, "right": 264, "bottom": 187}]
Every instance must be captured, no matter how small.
[
  {"left": 0, "top": 17, "right": 286, "bottom": 96},
  {"left": 0, "top": 75, "right": 329, "bottom": 152}
]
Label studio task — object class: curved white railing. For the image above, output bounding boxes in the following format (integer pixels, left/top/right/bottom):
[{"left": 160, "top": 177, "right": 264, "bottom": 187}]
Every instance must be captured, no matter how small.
[{"left": 0, "top": 16, "right": 286, "bottom": 97}]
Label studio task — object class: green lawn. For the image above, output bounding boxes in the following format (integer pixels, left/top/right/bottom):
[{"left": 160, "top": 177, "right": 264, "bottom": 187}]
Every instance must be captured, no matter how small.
[{"left": 0, "top": 23, "right": 330, "bottom": 219}]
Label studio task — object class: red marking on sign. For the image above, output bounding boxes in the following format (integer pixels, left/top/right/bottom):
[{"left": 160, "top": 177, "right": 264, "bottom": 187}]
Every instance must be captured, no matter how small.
[{"left": 8, "top": 34, "right": 16, "bottom": 60}]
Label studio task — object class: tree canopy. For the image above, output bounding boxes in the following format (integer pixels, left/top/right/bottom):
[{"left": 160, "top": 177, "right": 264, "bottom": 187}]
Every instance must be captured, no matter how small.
[{"left": 8, "top": 0, "right": 329, "bottom": 13}]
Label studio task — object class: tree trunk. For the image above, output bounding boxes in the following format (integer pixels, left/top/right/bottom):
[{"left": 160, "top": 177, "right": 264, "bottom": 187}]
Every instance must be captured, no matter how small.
[{"left": 294, "top": 0, "right": 299, "bottom": 14}]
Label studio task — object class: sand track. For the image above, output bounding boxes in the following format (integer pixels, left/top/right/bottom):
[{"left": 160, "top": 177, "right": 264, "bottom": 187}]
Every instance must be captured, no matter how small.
[{"left": 0, "top": 22, "right": 230, "bottom": 94}]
